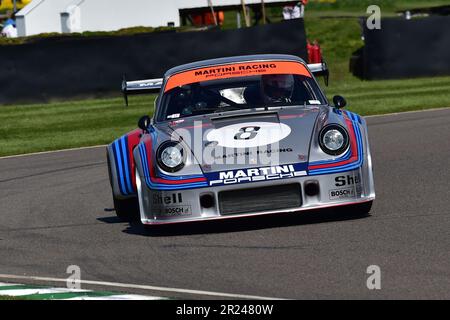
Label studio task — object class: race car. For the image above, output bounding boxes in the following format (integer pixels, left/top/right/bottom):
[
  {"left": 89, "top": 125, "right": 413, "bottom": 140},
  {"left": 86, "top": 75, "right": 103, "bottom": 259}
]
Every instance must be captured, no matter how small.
[{"left": 106, "top": 54, "right": 375, "bottom": 225}]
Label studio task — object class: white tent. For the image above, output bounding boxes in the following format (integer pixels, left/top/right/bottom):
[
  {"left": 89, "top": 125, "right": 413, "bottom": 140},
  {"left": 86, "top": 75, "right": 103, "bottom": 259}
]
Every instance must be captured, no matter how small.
[{"left": 16, "top": 0, "right": 293, "bottom": 37}]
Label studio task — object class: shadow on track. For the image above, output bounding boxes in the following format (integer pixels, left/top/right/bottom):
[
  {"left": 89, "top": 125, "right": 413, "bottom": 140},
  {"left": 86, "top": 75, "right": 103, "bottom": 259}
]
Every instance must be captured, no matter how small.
[{"left": 98, "top": 207, "right": 372, "bottom": 237}]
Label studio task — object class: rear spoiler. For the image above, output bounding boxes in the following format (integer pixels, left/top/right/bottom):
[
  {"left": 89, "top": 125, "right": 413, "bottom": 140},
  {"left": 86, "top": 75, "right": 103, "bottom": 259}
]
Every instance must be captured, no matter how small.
[
  {"left": 121, "top": 61, "right": 329, "bottom": 106},
  {"left": 307, "top": 62, "right": 329, "bottom": 86},
  {"left": 121, "top": 77, "right": 163, "bottom": 106}
]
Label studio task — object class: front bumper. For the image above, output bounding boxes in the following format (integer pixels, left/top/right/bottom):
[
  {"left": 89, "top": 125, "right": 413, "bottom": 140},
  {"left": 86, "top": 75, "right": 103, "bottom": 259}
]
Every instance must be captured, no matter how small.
[{"left": 136, "top": 167, "right": 375, "bottom": 225}]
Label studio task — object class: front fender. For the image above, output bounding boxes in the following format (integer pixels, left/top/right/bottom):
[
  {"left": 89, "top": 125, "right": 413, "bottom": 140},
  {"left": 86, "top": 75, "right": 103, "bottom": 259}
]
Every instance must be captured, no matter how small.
[{"left": 107, "top": 128, "right": 141, "bottom": 199}]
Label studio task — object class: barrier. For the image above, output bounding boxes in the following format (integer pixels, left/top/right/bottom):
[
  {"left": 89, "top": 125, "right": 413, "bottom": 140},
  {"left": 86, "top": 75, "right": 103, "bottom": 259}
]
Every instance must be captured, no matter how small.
[
  {"left": 354, "top": 16, "right": 450, "bottom": 80},
  {"left": 0, "top": 19, "right": 307, "bottom": 104}
]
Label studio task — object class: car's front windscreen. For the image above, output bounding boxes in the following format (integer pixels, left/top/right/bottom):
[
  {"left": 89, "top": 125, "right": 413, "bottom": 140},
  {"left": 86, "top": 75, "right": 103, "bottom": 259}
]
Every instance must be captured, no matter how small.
[{"left": 157, "top": 61, "right": 326, "bottom": 122}]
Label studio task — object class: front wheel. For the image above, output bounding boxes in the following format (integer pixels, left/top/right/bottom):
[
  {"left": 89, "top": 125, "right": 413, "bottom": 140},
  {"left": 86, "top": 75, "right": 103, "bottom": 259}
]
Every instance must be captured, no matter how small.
[
  {"left": 107, "top": 151, "right": 139, "bottom": 222},
  {"left": 112, "top": 196, "right": 140, "bottom": 222}
]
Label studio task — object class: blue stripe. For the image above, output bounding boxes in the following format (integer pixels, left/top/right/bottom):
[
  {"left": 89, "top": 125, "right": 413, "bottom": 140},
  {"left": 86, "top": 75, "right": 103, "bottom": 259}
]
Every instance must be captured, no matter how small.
[
  {"left": 322, "top": 126, "right": 361, "bottom": 172},
  {"left": 356, "top": 114, "right": 362, "bottom": 124},
  {"left": 139, "top": 144, "right": 151, "bottom": 187},
  {"left": 309, "top": 147, "right": 351, "bottom": 166},
  {"left": 138, "top": 142, "right": 208, "bottom": 190},
  {"left": 112, "top": 141, "right": 127, "bottom": 195},
  {"left": 309, "top": 115, "right": 363, "bottom": 175},
  {"left": 308, "top": 111, "right": 356, "bottom": 167},
  {"left": 120, "top": 137, "right": 134, "bottom": 194},
  {"left": 158, "top": 172, "right": 205, "bottom": 180}
]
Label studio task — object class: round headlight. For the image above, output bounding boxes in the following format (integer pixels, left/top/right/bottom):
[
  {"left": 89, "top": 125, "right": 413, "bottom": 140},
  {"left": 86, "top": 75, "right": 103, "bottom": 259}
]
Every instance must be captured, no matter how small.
[
  {"left": 157, "top": 142, "right": 185, "bottom": 172},
  {"left": 319, "top": 124, "right": 349, "bottom": 155}
]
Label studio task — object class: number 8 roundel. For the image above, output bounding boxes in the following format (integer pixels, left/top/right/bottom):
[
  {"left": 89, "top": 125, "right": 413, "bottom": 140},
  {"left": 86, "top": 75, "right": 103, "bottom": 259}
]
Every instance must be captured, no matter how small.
[
  {"left": 234, "top": 126, "right": 261, "bottom": 140},
  {"left": 207, "top": 122, "right": 292, "bottom": 148}
]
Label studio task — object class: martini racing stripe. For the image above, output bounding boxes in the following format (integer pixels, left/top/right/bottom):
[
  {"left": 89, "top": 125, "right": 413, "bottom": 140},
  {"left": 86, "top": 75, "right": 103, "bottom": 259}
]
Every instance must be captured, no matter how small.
[
  {"left": 308, "top": 111, "right": 363, "bottom": 175},
  {"left": 112, "top": 138, "right": 127, "bottom": 195},
  {"left": 309, "top": 147, "right": 352, "bottom": 165},
  {"left": 138, "top": 135, "right": 208, "bottom": 190},
  {"left": 120, "top": 136, "right": 134, "bottom": 194},
  {"left": 111, "top": 136, "right": 135, "bottom": 196}
]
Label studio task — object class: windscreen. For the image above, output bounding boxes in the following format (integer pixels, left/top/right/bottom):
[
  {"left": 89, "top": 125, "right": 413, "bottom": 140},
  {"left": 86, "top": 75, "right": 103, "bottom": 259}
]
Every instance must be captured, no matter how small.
[{"left": 157, "top": 61, "right": 326, "bottom": 122}]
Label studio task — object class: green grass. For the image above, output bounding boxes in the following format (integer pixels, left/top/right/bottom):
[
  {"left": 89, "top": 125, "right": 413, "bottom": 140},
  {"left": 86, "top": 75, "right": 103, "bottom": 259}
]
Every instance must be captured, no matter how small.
[
  {"left": 0, "top": 96, "right": 154, "bottom": 156},
  {"left": 1, "top": 1, "right": 450, "bottom": 157},
  {"left": 0, "top": 295, "right": 22, "bottom": 300}
]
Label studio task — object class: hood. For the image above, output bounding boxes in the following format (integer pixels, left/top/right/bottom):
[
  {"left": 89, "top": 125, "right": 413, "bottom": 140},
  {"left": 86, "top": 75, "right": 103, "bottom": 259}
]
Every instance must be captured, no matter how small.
[{"left": 157, "top": 106, "right": 320, "bottom": 173}]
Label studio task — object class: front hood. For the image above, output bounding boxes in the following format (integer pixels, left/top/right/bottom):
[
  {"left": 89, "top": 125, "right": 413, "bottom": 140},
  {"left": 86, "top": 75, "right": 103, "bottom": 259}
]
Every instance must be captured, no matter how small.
[{"left": 158, "top": 106, "right": 320, "bottom": 172}]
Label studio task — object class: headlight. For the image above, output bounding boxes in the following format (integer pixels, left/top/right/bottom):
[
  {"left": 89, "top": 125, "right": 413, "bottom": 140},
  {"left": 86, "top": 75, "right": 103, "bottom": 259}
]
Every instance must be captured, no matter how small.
[
  {"left": 319, "top": 124, "right": 349, "bottom": 155},
  {"left": 157, "top": 141, "right": 185, "bottom": 172}
]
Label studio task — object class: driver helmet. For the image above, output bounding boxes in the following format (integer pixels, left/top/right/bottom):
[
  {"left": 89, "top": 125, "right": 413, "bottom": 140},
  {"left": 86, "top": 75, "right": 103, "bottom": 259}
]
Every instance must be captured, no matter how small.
[{"left": 261, "top": 74, "right": 295, "bottom": 103}]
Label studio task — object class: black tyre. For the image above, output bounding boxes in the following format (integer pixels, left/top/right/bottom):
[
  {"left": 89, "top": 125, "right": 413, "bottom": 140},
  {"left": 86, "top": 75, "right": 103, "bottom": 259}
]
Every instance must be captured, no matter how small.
[
  {"left": 107, "top": 151, "right": 140, "bottom": 222},
  {"left": 112, "top": 196, "right": 140, "bottom": 222}
]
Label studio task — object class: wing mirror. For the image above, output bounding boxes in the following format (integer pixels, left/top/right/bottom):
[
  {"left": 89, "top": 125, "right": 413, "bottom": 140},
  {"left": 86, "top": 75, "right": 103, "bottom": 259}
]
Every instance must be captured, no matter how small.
[
  {"left": 138, "top": 115, "right": 151, "bottom": 133},
  {"left": 332, "top": 95, "right": 347, "bottom": 109}
]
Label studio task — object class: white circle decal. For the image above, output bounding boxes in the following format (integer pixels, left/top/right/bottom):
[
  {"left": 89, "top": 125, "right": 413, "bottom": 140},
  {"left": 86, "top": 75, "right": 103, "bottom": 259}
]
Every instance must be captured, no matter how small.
[{"left": 206, "top": 122, "right": 291, "bottom": 148}]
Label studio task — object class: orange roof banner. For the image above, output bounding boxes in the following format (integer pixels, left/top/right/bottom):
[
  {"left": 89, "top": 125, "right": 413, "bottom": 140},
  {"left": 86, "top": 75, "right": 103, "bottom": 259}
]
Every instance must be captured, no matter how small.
[{"left": 164, "top": 61, "right": 312, "bottom": 92}]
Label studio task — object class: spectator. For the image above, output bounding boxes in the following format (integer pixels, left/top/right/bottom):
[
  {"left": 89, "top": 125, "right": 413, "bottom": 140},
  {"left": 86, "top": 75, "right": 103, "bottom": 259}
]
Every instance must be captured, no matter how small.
[
  {"left": 191, "top": 11, "right": 224, "bottom": 27},
  {"left": 1, "top": 10, "right": 18, "bottom": 38},
  {"left": 282, "top": 0, "right": 308, "bottom": 20}
]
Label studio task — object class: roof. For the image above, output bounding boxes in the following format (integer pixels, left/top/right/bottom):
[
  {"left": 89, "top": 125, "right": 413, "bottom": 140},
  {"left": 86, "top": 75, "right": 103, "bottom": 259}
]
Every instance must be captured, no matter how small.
[{"left": 165, "top": 54, "right": 306, "bottom": 77}]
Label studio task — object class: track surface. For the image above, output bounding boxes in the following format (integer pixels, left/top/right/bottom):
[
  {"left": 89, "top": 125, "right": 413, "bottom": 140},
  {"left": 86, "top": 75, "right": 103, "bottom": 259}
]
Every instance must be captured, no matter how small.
[{"left": 1, "top": 108, "right": 449, "bottom": 299}]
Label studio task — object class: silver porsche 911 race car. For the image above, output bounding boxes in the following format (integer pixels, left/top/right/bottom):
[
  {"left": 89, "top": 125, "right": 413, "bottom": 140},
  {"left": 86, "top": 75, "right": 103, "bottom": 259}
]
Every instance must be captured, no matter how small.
[{"left": 107, "top": 54, "right": 375, "bottom": 225}]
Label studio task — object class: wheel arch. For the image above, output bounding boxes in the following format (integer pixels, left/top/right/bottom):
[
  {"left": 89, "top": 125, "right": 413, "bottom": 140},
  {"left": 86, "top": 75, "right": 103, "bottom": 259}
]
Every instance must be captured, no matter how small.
[{"left": 106, "top": 129, "right": 142, "bottom": 199}]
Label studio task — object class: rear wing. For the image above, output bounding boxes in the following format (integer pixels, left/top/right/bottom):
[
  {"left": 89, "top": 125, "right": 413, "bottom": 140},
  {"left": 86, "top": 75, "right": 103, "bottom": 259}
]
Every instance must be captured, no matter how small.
[
  {"left": 121, "top": 61, "right": 329, "bottom": 106},
  {"left": 121, "top": 77, "right": 163, "bottom": 106},
  {"left": 307, "top": 62, "right": 329, "bottom": 86}
]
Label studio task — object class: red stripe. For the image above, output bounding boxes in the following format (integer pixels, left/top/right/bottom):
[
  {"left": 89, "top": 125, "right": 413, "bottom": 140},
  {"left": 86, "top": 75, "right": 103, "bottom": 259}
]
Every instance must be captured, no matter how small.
[
  {"left": 152, "top": 177, "right": 207, "bottom": 184},
  {"left": 126, "top": 128, "right": 142, "bottom": 190},
  {"left": 279, "top": 115, "right": 298, "bottom": 119},
  {"left": 308, "top": 115, "right": 358, "bottom": 170}
]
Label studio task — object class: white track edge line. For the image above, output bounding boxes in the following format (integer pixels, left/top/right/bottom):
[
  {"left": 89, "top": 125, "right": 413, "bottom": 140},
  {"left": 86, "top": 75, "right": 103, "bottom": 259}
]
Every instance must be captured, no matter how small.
[
  {"left": 0, "top": 145, "right": 107, "bottom": 160},
  {"left": 363, "top": 106, "right": 450, "bottom": 118},
  {"left": 0, "top": 274, "right": 286, "bottom": 300}
]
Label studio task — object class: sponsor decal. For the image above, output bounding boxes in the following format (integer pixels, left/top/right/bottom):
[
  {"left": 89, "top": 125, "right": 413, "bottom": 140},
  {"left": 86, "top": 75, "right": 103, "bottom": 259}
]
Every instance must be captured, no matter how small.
[
  {"left": 335, "top": 174, "right": 361, "bottom": 187},
  {"left": 164, "top": 61, "right": 311, "bottom": 92},
  {"left": 206, "top": 122, "right": 291, "bottom": 148},
  {"left": 194, "top": 63, "right": 277, "bottom": 76},
  {"left": 155, "top": 205, "right": 192, "bottom": 217},
  {"left": 329, "top": 187, "right": 356, "bottom": 200},
  {"left": 152, "top": 192, "right": 183, "bottom": 205},
  {"left": 206, "top": 163, "right": 307, "bottom": 186}
]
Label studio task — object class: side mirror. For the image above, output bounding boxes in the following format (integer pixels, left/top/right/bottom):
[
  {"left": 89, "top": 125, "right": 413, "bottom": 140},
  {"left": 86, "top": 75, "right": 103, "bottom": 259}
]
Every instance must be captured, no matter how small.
[
  {"left": 332, "top": 95, "right": 347, "bottom": 109},
  {"left": 138, "top": 115, "right": 151, "bottom": 133}
]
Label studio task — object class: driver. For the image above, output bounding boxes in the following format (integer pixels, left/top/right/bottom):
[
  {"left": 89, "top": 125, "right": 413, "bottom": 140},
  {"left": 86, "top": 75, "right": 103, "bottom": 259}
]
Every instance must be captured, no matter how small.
[{"left": 260, "top": 74, "right": 295, "bottom": 104}]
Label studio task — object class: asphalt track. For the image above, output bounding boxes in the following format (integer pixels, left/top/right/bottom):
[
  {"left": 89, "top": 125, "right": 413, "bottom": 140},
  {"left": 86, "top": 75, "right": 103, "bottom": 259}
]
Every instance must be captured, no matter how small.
[{"left": 0, "top": 108, "right": 449, "bottom": 299}]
